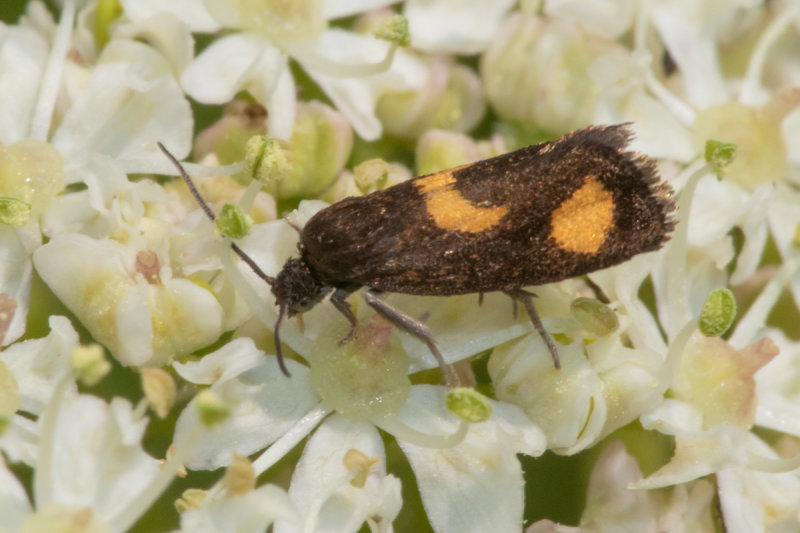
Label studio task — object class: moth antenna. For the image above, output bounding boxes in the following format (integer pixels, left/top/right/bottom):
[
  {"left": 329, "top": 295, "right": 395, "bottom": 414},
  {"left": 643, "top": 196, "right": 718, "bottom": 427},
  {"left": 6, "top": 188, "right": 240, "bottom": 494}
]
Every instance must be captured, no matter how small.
[
  {"left": 157, "top": 142, "right": 276, "bottom": 286},
  {"left": 273, "top": 303, "right": 291, "bottom": 377}
]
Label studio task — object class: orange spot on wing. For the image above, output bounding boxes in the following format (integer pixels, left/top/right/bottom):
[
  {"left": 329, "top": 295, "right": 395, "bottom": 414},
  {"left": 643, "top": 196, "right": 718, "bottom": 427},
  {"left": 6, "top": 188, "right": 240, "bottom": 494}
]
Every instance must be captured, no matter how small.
[
  {"left": 550, "top": 175, "right": 614, "bottom": 254},
  {"left": 414, "top": 170, "right": 508, "bottom": 233}
]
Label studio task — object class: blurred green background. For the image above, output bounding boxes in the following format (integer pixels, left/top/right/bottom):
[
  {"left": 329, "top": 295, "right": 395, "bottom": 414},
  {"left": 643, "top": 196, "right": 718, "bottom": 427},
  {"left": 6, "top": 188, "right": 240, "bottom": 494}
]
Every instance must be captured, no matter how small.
[{"left": 0, "top": 0, "right": 28, "bottom": 23}]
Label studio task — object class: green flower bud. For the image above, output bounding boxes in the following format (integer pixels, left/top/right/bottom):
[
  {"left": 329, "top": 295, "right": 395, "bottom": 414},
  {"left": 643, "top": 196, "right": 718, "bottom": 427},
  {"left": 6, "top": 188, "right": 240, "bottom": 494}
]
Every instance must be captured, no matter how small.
[
  {"left": 378, "top": 59, "right": 485, "bottom": 140},
  {"left": 699, "top": 288, "right": 737, "bottom": 337},
  {"left": 268, "top": 101, "right": 353, "bottom": 200},
  {"left": 704, "top": 139, "right": 738, "bottom": 179},
  {"left": 194, "top": 101, "right": 268, "bottom": 184},
  {"left": 694, "top": 97, "right": 797, "bottom": 190},
  {"left": 0, "top": 197, "right": 31, "bottom": 226},
  {"left": 215, "top": 203, "right": 253, "bottom": 239},
  {"left": 415, "top": 129, "right": 503, "bottom": 175},
  {"left": 481, "top": 14, "right": 620, "bottom": 133},
  {"left": 570, "top": 297, "right": 619, "bottom": 337},
  {"left": 353, "top": 158, "right": 391, "bottom": 192},
  {"left": 446, "top": 387, "right": 493, "bottom": 423},
  {"left": 245, "top": 135, "right": 290, "bottom": 186},
  {"left": 375, "top": 14, "right": 411, "bottom": 47}
]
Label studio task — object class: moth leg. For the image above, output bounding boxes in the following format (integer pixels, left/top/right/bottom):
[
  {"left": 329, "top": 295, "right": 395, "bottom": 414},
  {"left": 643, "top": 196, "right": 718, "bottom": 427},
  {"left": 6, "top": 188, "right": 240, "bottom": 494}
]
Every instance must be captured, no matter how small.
[
  {"left": 363, "top": 290, "right": 459, "bottom": 388},
  {"left": 331, "top": 289, "right": 358, "bottom": 345},
  {"left": 506, "top": 289, "right": 561, "bottom": 369}
]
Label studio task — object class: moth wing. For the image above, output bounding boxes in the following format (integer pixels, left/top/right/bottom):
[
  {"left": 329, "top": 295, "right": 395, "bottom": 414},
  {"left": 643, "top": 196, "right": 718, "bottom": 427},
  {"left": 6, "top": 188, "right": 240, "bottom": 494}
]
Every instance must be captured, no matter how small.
[{"left": 302, "top": 125, "right": 674, "bottom": 296}]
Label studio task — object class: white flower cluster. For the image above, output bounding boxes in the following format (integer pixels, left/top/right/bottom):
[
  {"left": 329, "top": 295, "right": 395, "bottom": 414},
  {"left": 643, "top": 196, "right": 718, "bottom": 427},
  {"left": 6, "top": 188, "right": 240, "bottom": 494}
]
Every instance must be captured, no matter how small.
[{"left": 1, "top": 0, "right": 800, "bottom": 532}]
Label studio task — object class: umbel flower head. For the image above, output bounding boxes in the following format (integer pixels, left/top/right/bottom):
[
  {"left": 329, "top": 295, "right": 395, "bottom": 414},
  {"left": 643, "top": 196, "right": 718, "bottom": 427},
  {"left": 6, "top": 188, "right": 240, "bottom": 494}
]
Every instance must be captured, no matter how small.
[{"left": 2, "top": 0, "right": 800, "bottom": 532}]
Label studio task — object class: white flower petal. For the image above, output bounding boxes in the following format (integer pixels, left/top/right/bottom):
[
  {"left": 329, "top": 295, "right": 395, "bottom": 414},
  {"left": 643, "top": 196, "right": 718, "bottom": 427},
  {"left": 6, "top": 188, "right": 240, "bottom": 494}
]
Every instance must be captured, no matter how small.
[
  {"left": 588, "top": 253, "right": 668, "bottom": 354},
  {"left": 48, "top": 390, "right": 160, "bottom": 519},
  {"left": 276, "top": 414, "right": 400, "bottom": 533},
  {"left": 174, "top": 337, "right": 265, "bottom": 385},
  {"left": 298, "top": 30, "right": 427, "bottom": 140},
  {"left": 0, "top": 226, "right": 38, "bottom": 346},
  {"left": 490, "top": 336, "right": 603, "bottom": 450},
  {"left": 755, "top": 329, "right": 800, "bottom": 436},
  {"left": 630, "top": 423, "right": 750, "bottom": 489},
  {"left": 0, "top": 315, "right": 77, "bottom": 414},
  {"left": 0, "top": 24, "right": 48, "bottom": 144},
  {"left": 404, "top": 0, "right": 516, "bottom": 54},
  {"left": 266, "top": 65, "right": 297, "bottom": 141},
  {"left": 580, "top": 441, "right": 658, "bottom": 532},
  {"left": 181, "top": 35, "right": 285, "bottom": 104},
  {"left": 322, "top": 0, "right": 399, "bottom": 19},
  {"left": 545, "top": 0, "right": 635, "bottom": 39},
  {"left": 120, "top": 0, "right": 220, "bottom": 32},
  {"left": 717, "top": 438, "right": 800, "bottom": 533},
  {"left": 51, "top": 61, "right": 192, "bottom": 173},
  {"left": 0, "top": 455, "right": 32, "bottom": 531},
  {"left": 179, "top": 484, "right": 299, "bottom": 533},
  {"left": 650, "top": 2, "right": 730, "bottom": 108},
  {"left": 396, "top": 386, "right": 543, "bottom": 533},
  {"left": 112, "top": 12, "right": 195, "bottom": 75},
  {"left": 33, "top": 234, "right": 224, "bottom": 366},
  {"left": 0, "top": 414, "right": 38, "bottom": 465},
  {"left": 175, "top": 356, "right": 318, "bottom": 470}
]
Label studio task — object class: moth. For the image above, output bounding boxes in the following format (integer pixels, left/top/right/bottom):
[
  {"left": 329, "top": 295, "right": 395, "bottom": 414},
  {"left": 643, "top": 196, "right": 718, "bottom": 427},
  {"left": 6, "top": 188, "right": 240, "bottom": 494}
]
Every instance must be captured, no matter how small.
[{"left": 160, "top": 124, "right": 675, "bottom": 382}]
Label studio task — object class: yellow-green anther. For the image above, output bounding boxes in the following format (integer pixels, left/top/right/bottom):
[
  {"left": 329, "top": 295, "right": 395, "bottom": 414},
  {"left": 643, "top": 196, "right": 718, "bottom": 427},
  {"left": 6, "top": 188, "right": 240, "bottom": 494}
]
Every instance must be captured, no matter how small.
[
  {"left": 195, "top": 390, "right": 230, "bottom": 427},
  {"left": 792, "top": 223, "right": 800, "bottom": 249},
  {"left": 175, "top": 488, "right": 206, "bottom": 513},
  {"left": 699, "top": 288, "right": 737, "bottom": 337},
  {"left": 446, "top": 387, "right": 493, "bottom": 423},
  {"left": 71, "top": 344, "right": 111, "bottom": 387},
  {"left": 704, "top": 140, "right": 738, "bottom": 180},
  {"left": 141, "top": 368, "right": 177, "bottom": 419},
  {"left": 570, "top": 297, "right": 619, "bottom": 337},
  {"left": 375, "top": 14, "right": 411, "bottom": 47},
  {"left": 245, "top": 135, "right": 290, "bottom": 186},
  {"left": 216, "top": 204, "right": 253, "bottom": 239},
  {"left": 221, "top": 454, "right": 256, "bottom": 497},
  {"left": 353, "top": 158, "right": 391, "bottom": 192},
  {"left": 93, "top": 0, "right": 123, "bottom": 48},
  {"left": 0, "top": 197, "right": 31, "bottom": 226}
]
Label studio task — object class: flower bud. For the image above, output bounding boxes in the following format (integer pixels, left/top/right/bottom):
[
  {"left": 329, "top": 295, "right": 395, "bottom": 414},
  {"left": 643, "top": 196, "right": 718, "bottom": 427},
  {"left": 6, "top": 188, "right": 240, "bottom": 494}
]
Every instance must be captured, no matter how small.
[
  {"left": 446, "top": 387, "right": 493, "bottom": 423},
  {"left": 482, "top": 14, "right": 622, "bottom": 133},
  {"left": 378, "top": 58, "right": 485, "bottom": 140},
  {"left": 268, "top": 101, "right": 353, "bottom": 200}
]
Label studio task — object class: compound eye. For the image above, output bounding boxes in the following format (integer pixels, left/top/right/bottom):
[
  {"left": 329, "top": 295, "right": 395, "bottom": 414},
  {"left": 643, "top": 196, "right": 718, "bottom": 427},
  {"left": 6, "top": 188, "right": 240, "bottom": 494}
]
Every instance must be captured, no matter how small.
[{"left": 292, "top": 297, "right": 314, "bottom": 314}]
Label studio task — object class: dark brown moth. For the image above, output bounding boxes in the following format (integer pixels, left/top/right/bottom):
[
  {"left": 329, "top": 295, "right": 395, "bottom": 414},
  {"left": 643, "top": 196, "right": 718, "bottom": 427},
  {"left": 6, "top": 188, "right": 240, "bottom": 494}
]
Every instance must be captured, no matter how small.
[{"left": 160, "top": 124, "right": 675, "bottom": 382}]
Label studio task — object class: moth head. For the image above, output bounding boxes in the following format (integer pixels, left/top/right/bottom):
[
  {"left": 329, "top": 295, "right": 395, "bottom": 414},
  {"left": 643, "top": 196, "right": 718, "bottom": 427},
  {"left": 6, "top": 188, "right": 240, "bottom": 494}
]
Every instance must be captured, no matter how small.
[{"left": 271, "top": 257, "right": 331, "bottom": 316}]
